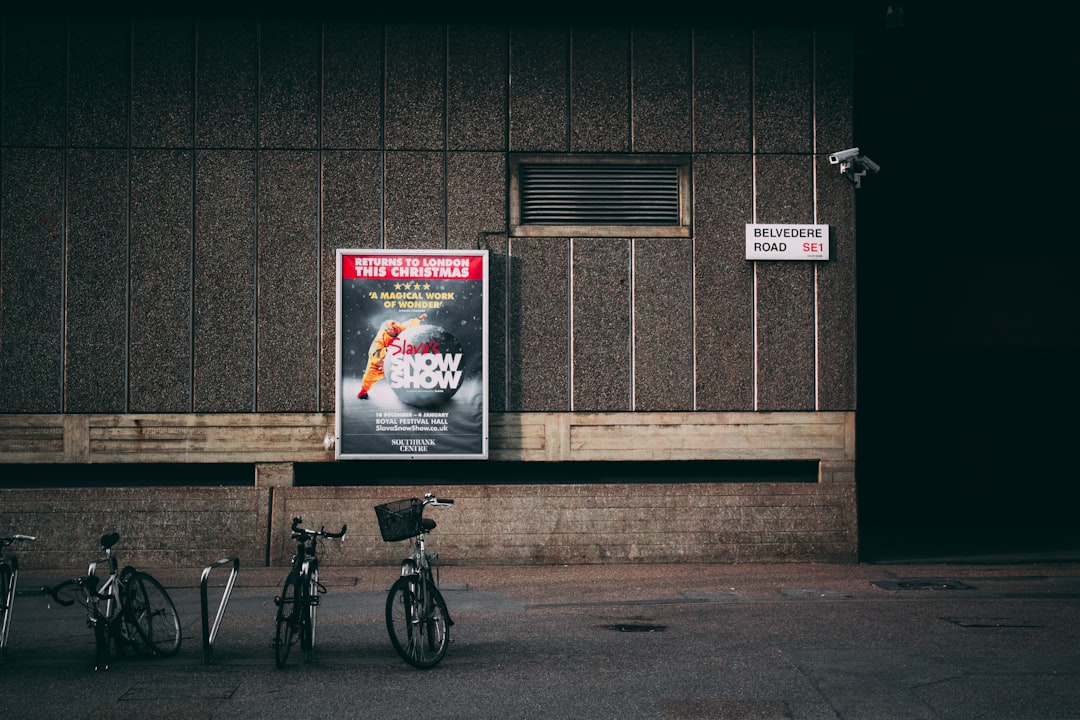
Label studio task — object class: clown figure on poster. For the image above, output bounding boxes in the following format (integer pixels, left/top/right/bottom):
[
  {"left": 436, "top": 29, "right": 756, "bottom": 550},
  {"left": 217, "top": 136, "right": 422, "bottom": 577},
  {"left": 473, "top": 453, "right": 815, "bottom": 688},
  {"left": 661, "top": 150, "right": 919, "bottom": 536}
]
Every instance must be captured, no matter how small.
[{"left": 358, "top": 313, "right": 426, "bottom": 399}]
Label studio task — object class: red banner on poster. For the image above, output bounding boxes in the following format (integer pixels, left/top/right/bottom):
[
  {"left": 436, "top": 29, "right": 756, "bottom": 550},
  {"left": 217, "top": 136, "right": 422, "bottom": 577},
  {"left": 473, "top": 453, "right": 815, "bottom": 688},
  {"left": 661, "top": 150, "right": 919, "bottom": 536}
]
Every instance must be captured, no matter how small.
[{"left": 342, "top": 254, "right": 485, "bottom": 281}]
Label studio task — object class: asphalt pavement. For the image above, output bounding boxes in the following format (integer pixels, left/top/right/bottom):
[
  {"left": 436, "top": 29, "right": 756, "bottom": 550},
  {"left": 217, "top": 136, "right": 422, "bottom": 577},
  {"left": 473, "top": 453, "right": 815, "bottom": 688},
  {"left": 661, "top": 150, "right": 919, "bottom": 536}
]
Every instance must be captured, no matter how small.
[{"left": 3, "top": 558, "right": 1080, "bottom": 719}]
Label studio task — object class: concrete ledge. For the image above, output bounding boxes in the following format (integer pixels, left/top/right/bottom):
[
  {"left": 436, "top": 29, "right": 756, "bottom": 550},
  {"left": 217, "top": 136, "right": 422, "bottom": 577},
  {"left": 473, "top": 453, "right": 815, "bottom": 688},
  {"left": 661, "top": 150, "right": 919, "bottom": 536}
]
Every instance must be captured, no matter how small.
[
  {"left": 0, "top": 411, "right": 853, "bottom": 463},
  {"left": 0, "top": 412, "right": 857, "bottom": 566}
]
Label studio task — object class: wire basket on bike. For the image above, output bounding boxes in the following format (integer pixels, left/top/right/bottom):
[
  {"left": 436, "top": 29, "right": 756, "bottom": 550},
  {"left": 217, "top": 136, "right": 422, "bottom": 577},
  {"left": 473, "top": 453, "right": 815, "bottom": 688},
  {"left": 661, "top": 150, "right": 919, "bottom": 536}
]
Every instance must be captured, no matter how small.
[{"left": 374, "top": 498, "right": 425, "bottom": 542}]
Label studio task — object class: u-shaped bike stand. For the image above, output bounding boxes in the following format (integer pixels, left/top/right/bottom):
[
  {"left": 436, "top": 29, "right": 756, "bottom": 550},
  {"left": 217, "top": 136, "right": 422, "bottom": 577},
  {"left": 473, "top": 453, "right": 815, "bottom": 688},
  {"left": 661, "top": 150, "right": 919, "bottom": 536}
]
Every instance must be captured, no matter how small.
[{"left": 200, "top": 557, "right": 240, "bottom": 664}]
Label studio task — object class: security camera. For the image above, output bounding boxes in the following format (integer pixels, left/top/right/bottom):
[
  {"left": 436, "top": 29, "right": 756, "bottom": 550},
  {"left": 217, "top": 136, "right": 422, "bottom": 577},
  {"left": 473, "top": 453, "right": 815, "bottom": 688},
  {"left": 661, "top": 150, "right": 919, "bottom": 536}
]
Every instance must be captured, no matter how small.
[
  {"left": 828, "top": 147, "right": 880, "bottom": 188},
  {"left": 828, "top": 147, "right": 861, "bottom": 165}
]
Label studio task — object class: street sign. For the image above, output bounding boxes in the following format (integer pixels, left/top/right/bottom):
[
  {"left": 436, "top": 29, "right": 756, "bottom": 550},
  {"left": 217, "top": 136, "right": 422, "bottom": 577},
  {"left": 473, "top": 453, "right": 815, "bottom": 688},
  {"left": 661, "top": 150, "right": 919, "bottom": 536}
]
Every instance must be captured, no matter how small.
[{"left": 745, "top": 224, "right": 830, "bottom": 261}]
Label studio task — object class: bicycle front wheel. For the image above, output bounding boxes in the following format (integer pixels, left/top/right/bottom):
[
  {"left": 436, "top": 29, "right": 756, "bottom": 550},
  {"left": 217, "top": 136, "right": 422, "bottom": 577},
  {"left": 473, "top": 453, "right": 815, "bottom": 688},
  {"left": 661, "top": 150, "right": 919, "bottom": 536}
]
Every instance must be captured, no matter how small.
[
  {"left": 126, "top": 572, "right": 182, "bottom": 657},
  {"left": 274, "top": 572, "right": 301, "bottom": 668},
  {"left": 301, "top": 568, "right": 317, "bottom": 662},
  {"left": 385, "top": 575, "right": 450, "bottom": 669}
]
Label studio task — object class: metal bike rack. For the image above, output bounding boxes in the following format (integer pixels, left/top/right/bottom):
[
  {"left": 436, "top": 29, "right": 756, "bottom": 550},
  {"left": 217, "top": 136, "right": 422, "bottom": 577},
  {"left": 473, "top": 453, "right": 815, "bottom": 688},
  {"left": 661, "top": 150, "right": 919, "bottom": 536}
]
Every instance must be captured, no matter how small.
[
  {"left": 0, "top": 555, "right": 18, "bottom": 658},
  {"left": 200, "top": 557, "right": 239, "bottom": 664}
]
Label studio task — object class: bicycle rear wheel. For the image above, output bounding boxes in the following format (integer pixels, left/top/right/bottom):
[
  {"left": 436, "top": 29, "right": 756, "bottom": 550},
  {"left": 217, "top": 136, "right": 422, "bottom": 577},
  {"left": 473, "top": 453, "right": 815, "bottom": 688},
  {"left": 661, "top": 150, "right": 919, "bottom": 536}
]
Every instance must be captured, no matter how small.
[
  {"left": 126, "top": 572, "right": 182, "bottom": 657},
  {"left": 0, "top": 562, "right": 12, "bottom": 655},
  {"left": 385, "top": 574, "right": 450, "bottom": 669},
  {"left": 274, "top": 572, "right": 301, "bottom": 668}
]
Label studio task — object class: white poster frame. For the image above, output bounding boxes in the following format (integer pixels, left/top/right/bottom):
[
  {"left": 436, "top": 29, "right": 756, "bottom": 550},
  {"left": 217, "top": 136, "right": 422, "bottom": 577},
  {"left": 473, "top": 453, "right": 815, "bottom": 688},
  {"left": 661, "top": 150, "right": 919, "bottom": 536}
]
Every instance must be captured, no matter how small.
[{"left": 334, "top": 249, "right": 489, "bottom": 460}]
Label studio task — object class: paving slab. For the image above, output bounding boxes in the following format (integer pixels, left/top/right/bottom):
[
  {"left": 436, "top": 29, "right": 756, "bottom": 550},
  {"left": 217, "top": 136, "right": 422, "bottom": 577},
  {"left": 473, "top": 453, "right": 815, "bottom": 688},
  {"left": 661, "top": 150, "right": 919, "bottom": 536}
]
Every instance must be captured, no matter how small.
[{"left": 3, "top": 561, "right": 1079, "bottom": 719}]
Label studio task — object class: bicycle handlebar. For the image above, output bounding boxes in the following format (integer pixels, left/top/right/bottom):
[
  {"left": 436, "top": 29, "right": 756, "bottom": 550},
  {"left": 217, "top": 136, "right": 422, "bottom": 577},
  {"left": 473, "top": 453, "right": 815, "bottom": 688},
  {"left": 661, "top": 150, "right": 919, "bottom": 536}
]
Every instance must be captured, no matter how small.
[
  {"left": 422, "top": 492, "right": 455, "bottom": 507},
  {"left": 42, "top": 583, "right": 73, "bottom": 606},
  {"left": 290, "top": 516, "right": 348, "bottom": 539},
  {"left": 1, "top": 533, "right": 37, "bottom": 546}
]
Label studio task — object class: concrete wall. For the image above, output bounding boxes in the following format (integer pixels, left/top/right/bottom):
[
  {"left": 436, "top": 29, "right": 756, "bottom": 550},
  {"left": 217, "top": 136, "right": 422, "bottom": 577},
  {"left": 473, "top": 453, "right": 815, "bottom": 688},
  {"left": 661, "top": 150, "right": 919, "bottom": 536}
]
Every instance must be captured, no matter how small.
[
  {"left": 0, "top": 11, "right": 858, "bottom": 565},
  {"left": 0, "top": 472, "right": 856, "bottom": 571},
  {"left": 0, "top": 15, "right": 855, "bottom": 416}
]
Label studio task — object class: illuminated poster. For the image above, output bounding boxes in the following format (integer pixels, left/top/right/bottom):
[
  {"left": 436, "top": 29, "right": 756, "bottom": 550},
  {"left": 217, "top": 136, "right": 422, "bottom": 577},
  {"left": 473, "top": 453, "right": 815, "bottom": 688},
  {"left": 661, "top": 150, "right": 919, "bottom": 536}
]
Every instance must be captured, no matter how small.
[{"left": 335, "top": 249, "right": 488, "bottom": 459}]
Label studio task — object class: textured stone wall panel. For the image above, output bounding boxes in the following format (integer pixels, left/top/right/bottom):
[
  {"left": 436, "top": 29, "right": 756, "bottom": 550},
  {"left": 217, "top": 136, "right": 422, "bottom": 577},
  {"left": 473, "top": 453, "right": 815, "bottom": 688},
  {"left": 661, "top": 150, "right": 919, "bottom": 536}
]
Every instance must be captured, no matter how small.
[
  {"left": 65, "top": 149, "right": 128, "bottom": 413},
  {"left": 130, "top": 149, "right": 193, "bottom": 412},
  {"left": 193, "top": 150, "right": 257, "bottom": 411},
  {"left": 0, "top": 150, "right": 65, "bottom": 412},
  {"left": 508, "top": 26, "right": 569, "bottom": 152},
  {"left": 131, "top": 18, "right": 194, "bottom": 149}
]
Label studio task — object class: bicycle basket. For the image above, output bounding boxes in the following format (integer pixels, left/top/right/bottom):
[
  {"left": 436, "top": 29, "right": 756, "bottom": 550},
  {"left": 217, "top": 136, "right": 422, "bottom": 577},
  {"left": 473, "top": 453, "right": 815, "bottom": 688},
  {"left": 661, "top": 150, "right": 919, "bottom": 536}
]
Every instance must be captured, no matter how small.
[{"left": 374, "top": 498, "right": 424, "bottom": 542}]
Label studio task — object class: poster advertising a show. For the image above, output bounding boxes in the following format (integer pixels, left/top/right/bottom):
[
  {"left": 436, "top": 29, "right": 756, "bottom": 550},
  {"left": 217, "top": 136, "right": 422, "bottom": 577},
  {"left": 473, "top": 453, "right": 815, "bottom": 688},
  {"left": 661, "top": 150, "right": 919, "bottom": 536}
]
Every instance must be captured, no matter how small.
[{"left": 335, "top": 249, "right": 488, "bottom": 460}]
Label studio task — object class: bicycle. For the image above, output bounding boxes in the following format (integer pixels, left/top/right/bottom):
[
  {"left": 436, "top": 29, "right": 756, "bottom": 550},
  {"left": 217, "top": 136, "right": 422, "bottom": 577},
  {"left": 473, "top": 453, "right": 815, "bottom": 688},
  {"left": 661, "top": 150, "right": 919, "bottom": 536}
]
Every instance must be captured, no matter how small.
[
  {"left": 43, "top": 531, "right": 182, "bottom": 670},
  {"left": 272, "top": 517, "right": 347, "bottom": 668},
  {"left": 1, "top": 533, "right": 37, "bottom": 660},
  {"left": 374, "top": 492, "right": 455, "bottom": 669}
]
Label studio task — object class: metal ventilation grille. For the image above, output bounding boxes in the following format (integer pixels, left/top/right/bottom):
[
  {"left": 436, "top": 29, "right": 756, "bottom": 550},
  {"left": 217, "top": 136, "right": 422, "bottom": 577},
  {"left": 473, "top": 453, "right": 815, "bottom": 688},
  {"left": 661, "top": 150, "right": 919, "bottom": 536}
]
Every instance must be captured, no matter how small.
[{"left": 519, "top": 164, "right": 682, "bottom": 226}]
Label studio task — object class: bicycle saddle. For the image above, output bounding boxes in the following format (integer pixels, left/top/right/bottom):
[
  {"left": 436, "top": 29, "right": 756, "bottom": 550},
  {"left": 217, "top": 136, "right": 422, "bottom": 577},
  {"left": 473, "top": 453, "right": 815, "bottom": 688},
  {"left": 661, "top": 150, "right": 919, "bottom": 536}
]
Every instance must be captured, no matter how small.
[
  {"left": 100, "top": 532, "right": 120, "bottom": 549},
  {"left": 422, "top": 518, "right": 436, "bottom": 532}
]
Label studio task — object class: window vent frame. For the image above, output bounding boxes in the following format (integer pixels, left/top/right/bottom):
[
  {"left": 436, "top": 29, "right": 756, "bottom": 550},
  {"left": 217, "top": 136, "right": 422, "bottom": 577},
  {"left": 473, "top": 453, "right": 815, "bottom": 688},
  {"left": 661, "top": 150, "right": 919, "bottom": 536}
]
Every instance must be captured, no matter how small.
[{"left": 509, "top": 153, "right": 692, "bottom": 238}]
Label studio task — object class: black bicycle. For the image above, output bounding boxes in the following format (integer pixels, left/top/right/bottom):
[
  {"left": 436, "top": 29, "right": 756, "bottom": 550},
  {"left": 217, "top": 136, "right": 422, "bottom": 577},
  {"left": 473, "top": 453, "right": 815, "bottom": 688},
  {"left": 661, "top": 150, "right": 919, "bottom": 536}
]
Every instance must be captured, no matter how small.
[
  {"left": 272, "top": 517, "right": 347, "bottom": 668},
  {"left": 1, "top": 533, "right": 37, "bottom": 660},
  {"left": 375, "top": 493, "right": 455, "bottom": 669},
  {"left": 43, "top": 532, "right": 181, "bottom": 670}
]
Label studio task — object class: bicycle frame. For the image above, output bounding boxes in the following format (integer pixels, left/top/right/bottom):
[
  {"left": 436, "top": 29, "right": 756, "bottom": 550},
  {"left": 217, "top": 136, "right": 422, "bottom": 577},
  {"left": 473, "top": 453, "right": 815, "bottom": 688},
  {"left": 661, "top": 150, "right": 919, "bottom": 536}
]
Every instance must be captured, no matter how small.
[
  {"left": 76, "top": 541, "right": 136, "bottom": 670},
  {"left": 85, "top": 553, "right": 122, "bottom": 630},
  {"left": 273, "top": 518, "right": 346, "bottom": 668},
  {"left": 401, "top": 531, "right": 440, "bottom": 586},
  {"left": 294, "top": 533, "right": 320, "bottom": 655}
]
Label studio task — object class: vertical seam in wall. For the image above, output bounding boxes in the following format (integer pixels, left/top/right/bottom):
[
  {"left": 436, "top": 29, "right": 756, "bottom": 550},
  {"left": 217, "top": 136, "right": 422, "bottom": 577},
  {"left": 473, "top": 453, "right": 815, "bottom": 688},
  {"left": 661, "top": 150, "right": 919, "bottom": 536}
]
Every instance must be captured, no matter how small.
[
  {"left": 264, "top": 485, "right": 274, "bottom": 567},
  {"left": 848, "top": 32, "right": 856, "bottom": 419},
  {"left": 506, "top": 25, "right": 513, "bottom": 152},
  {"left": 443, "top": 24, "right": 449, "bottom": 249},
  {"left": 566, "top": 26, "right": 572, "bottom": 153},
  {"left": 125, "top": 19, "right": 134, "bottom": 413},
  {"left": 317, "top": 22, "right": 325, "bottom": 411},
  {"left": 61, "top": 19, "right": 71, "bottom": 412},
  {"left": 628, "top": 30, "right": 635, "bottom": 410},
  {"left": 380, "top": 24, "right": 387, "bottom": 248},
  {"left": 504, "top": 238, "right": 512, "bottom": 411},
  {"left": 568, "top": 237, "right": 575, "bottom": 412},
  {"left": 190, "top": 21, "right": 198, "bottom": 413},
  {"left": 504, "top": 27, "right": 512, "bottom": 411},
  {"left": 567, "top": 28, "right": 574, "bottom": 410},
  {"left": 253, "top": 21, "right": 261, "bottom": 412},
  {"left": 690, "top": 28, "right": 698, "bottom": 410},
  {"left": 629, "top": 238, "right": 636, "bottom": 410},
  {"left": 812, "top": 30, "right": 820, "bottom": 412},
  {"left": 629, "top": 28, "right": 635, "bottom": 152},
  {"left": 750, "top": 29, "right": 759, "bottom": 412}
]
